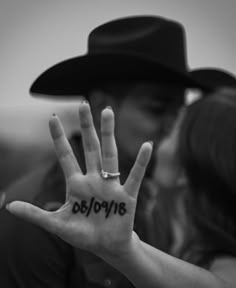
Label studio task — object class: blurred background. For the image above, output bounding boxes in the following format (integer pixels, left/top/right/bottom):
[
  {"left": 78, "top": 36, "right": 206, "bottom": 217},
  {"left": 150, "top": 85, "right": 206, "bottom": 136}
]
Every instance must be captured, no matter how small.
[{"left": 1, "top": 0, "right": 236, "bottom": 189}]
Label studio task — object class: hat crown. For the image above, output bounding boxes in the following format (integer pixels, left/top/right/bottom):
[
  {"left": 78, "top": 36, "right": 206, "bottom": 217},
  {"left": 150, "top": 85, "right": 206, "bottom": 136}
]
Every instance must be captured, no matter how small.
[
  {"left": 88, "top": 16, "right": 187, "bottom": 72},
  {"left": 30, "top": 15, "right": 210, "bottom": 97}
]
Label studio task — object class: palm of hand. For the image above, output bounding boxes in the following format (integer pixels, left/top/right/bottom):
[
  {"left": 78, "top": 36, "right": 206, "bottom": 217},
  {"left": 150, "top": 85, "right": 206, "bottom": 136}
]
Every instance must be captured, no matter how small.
[
  {"left": 7, "top": 102, "right": 152, "bottom": 259},
  {"left": 55, "top": 174, "right": 136, "bottom": 256}
]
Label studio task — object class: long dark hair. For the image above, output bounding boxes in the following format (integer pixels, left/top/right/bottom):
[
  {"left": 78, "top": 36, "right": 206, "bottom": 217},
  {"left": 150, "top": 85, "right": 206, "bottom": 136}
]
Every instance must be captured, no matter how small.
[{"left": 178, "top": 89, "right": 236, "bottom": 267}]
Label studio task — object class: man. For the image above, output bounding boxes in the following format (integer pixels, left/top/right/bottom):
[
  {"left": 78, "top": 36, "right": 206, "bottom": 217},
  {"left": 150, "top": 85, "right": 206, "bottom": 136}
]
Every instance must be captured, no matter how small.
[{"left": 0, "top": 15, "right": 208, "bottom": 287}]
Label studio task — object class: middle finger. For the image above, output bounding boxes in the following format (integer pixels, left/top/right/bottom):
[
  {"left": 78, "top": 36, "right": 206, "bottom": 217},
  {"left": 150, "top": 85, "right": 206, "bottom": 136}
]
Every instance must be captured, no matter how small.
[
  {"left": 79, "top": 101, "right": 101, "bottom": 173},
  {"left": 101, "top": 107, "right": 119, "bottom": 175}
]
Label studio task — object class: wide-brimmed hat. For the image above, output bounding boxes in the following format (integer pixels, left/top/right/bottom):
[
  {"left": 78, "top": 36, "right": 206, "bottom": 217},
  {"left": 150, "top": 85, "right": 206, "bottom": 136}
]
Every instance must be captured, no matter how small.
[
  {"left": 190, "top": 68, "right": 236, "bottom": 90},
  {"left": 30, "top": 15, "right": 211, "bottom": 97}
]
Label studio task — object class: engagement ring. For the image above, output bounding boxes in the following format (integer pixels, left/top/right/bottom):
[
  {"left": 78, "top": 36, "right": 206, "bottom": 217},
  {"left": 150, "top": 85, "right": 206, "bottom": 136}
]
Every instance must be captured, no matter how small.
[{"left": 101, "top": 170, "right": 120, "bottom": 179}]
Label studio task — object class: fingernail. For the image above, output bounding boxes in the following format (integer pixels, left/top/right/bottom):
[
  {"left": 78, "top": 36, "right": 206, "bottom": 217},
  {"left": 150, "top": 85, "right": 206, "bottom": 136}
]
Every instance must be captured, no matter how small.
[
  {"left": 105, "top": 106, "right": 112, "bottom": 110},
  {"left": 148, "top": 141, "right": 153, "bottom": 146}
]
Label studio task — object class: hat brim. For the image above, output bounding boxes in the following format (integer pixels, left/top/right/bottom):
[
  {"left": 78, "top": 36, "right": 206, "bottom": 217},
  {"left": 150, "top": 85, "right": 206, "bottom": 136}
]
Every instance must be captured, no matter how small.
[
  {"left": 190, "top": 68, "right": 236, "bottom": 89},
  {"left": 30, "top": 53, "right": 212, "bottom": 97}
]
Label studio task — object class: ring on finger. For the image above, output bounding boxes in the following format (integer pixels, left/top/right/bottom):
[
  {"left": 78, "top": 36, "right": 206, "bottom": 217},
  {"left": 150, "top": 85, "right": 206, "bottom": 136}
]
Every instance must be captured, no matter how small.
[{"left": 101, "top": 170, "right": 120, "bottom": 179}]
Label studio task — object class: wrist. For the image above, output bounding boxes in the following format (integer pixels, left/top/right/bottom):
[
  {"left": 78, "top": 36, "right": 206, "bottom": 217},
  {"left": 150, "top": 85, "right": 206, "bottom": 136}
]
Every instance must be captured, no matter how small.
[{"left": 103, "top": 231, "right": 142, "bottom": 269}]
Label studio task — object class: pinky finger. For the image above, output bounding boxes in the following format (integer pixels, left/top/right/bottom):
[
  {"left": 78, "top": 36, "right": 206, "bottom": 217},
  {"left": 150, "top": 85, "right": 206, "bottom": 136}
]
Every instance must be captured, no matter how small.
[
  {"left": 124, "top": 142, "right": 153, "bottom": 198},
  {"left": 49, "top": 115, "right": 82, "bottom": 179},
  {"left": 6, "top": 201, "right": 59, "bottom": 235}
]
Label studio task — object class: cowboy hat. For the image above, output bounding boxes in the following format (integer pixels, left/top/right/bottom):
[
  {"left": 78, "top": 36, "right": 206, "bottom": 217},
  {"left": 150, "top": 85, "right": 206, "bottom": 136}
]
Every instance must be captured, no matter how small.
[
  {"left": 30, "top": 15, "right": 211, "bottom": 97},
  {"left": 190, "top": 68, "right": 236, "bottom": 90}
]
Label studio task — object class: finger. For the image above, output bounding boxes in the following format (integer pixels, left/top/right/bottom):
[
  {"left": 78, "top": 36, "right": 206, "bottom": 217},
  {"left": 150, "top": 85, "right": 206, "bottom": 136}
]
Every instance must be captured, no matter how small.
[
  {"left": 79, "top": 101, "right": 101, "bottom": 172},
  {"left": 6, "top": 201, "right": 59, "bottom": 235},
  {"left": 124, "top": 142, "right": 153, "bottom": 198},
  {"left": 101, "top": 107, "right": 119, "bottom": 175},
  {"left": 49, "top": 115, "right": 82, "bottom": 179}
]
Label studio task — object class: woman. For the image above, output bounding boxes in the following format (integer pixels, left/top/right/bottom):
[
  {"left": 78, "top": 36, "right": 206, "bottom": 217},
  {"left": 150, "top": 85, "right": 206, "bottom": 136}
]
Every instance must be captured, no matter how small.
[
  {"left": 7, "top": 89, "right": 236, "bottom": 287},
  {"left": 154, "top": 88, "right": 236, "bottom": 269}
]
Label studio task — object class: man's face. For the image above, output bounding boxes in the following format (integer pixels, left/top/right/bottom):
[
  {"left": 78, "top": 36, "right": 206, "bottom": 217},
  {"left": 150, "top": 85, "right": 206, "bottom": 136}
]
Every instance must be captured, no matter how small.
[{"left": 113, "top": 83, "right": 184, "bottom": 164}]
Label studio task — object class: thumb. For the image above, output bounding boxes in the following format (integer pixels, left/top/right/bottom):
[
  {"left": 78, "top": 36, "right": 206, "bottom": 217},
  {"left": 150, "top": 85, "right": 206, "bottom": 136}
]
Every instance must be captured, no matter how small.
[{"left": 6, "top": 201, "right": 58, "bottom": 234}]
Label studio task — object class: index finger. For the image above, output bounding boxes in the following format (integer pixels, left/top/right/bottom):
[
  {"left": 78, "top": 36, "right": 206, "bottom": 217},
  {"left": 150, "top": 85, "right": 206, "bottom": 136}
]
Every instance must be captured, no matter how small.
[
  {"left": 101, "top": 107, "right": 119, "bottom": 175},
  {"left": 124, "top": 142, "right": 153, "bottom": 198},
  {"left": 79, "top": 101, "right": 102, "bottom": 173}
]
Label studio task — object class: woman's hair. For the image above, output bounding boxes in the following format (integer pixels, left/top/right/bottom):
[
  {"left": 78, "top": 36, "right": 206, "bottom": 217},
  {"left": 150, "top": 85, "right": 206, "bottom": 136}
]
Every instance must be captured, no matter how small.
[{"left": 177, "top": 89, "right": 236, "bottom": 267}]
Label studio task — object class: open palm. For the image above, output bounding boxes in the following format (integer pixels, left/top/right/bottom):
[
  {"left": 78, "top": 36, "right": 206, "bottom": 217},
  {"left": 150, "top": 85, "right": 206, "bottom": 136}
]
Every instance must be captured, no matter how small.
[{"left": 7, "top": 102, "right": 152, "bottom": 260}]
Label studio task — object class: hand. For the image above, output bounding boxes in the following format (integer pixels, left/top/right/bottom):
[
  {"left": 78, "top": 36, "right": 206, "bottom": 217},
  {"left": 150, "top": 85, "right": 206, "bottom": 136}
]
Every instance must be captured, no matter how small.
[{"left": 6, "top": 102, "right": 152, "bottom": 260}]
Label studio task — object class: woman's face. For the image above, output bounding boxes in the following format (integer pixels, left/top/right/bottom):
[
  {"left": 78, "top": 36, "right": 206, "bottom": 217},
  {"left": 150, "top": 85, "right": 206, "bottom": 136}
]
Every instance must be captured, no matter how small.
[{"left": 153, "top": 110, "right": 185, "bottom": 190}]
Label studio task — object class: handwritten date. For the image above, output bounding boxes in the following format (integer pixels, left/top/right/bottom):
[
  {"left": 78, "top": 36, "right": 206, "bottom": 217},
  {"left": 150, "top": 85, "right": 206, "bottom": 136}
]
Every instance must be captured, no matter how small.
[{"left": 72, "top": 197, "right": 127, "bottom": 218}]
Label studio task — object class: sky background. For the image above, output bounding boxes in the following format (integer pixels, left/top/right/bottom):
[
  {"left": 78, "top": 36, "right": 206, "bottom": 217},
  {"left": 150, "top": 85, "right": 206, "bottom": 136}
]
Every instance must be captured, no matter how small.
[{"left": 1, "top": 0, "right": 236, "bottom": 107}]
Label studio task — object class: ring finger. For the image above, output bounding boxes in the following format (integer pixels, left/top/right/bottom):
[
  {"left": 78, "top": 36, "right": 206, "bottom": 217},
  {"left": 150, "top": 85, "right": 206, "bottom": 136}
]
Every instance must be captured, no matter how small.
[{"left": 101, "top": 107, "right": 119, "bottom": 178}]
